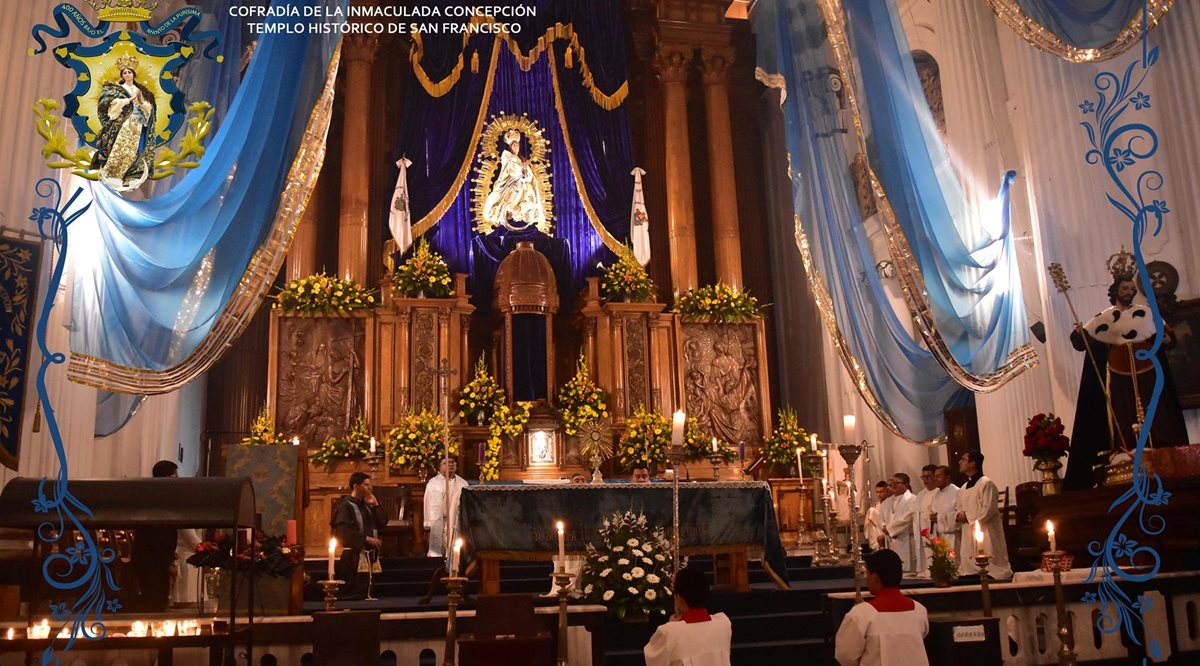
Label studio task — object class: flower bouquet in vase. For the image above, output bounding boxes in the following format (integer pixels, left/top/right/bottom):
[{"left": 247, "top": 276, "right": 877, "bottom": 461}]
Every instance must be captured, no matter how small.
[
  {"left": 921, "top": 529, "right": 958, "bottom": 587},
  {"left": 386, "top": 409, "right": 460, "bottom": 481},
  {"left": 578, "top": 510, "right": 677, "bottom": 621},
  {"left": 1023, "top": 412, "right": 1071, "bottom": 495},
  {"left": 458, "top": 355, "right": 504, "bottom": 426},
  {"left": 617, "top": 406, "right": 669, "bottom": 472}
]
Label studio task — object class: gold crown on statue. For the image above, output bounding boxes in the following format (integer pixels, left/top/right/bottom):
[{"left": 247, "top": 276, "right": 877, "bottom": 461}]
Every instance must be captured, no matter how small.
[
  {"left": 503, "top": 129, "right": 522, "bottom": 144},
  {"left": 1107, "top": 246, "right": 1137, "bottom": 282},
  {"left": 85, "top": 0, "right": 161, "bottom": 23},
  {"left": 114, "top": 54, "right": 140, "bottom": 72}
]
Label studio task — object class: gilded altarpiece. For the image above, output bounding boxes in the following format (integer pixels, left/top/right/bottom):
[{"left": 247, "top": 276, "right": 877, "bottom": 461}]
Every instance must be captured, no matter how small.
[{"left": 676, "top": 319, "right": 772, "bottom": 449}]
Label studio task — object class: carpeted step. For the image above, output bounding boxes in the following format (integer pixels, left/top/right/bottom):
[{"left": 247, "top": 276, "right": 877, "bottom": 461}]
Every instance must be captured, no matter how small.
[{"left": 729, "top": 610, "right": 827, "bottom": 643}]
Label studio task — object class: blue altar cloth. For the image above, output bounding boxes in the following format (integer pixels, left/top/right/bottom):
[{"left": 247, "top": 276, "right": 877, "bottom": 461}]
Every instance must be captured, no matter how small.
[{"left": 458, "top": 481, "right": 789, "bottom": 585}]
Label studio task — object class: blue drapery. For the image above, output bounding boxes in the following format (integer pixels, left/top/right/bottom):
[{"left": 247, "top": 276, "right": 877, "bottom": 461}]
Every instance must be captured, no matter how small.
[
  {"left": 847, "top": 0, "right": 1032, "bottom": 387},
  {"left": 394, "top": 0, "right": 632, "bottom": 311},
  {"left": 755, "top": 0, "right": 1031, "bottom": 442},
  {"left": 1013, "top": 0, "right": 1146, "bottom": 49},
  {"left": 69, "top": 0, "right": 343, "bottom": 393}
]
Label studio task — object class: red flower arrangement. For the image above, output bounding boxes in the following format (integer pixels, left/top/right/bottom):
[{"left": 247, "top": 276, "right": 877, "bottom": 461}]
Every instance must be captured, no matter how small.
[
  {"left": 185, "top": 531, "right": 304, "bottom": 578},
  {"left": 1023, "top": 413, "right": 1071, "bottom": 459}
]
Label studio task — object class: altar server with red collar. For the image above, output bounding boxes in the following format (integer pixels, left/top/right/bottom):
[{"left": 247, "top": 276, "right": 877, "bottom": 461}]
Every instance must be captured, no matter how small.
[
  {"left": 644, "top": 565, "right": 732, "bottom": 666},
  {"left": 835, "top": 549, "right": 929, "bottom": 666}
]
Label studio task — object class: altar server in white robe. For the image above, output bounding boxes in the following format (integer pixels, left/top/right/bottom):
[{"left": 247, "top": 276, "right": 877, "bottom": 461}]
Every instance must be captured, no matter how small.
[
  {"left": 882, "top": 473, "right": 917, "bottom": 574},
  {"left": 424, "top": 457, "right": 470, "bottom": 558},
  {"left": 954, "top": 451, "right": 1012, "bottom": 579},
  {"left": 645, "top": 565, "right": 732, "bottom": 666},
  {"left": 928, "top": 465, "right": 961, "bottom": 558},
  {"left": 912, "top": 465, "right": 938, "bottom": 577},
  {"left": 835, "top": 549, "right": 929, "bottom": 666},
  {"left": 865, "top": 482, "right": 889, "bottom": 550},
  {"left": 874, "top": 486, "right": 895, "bottom": 550}
]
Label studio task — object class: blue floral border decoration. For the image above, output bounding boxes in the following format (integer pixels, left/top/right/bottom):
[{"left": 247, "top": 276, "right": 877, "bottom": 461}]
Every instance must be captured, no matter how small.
[
  {"left": 1077, "top": 3, "right": 1168, "bottom": 661},
  {"left": 29, "top": 178, "right": 123, "bottom": 664}
]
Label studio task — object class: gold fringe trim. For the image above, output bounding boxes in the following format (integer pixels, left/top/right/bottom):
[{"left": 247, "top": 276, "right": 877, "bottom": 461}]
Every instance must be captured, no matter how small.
[
  {"left": 410, "top": 19, "right": 629, "bottom": 110},
  {"left": 985, "top": 0, "right": 1173, "bottom": 63},
  {"left": 817, "top": 0, "right": 1037, "bottom": 394},
  {"left": 548, "top": 47, "right": 624, "bottom": 254},
  {"left": 66, "top": 46, "right": 344, "bottom": 394},
  {"left": 411, "top": 39, "right": 502, "bottom": 240}
]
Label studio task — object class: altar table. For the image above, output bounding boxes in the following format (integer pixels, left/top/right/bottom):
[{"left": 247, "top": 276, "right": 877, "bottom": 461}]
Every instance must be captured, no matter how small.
[{"left": 458, "top": 481, "right": 789, "bottom": 593}]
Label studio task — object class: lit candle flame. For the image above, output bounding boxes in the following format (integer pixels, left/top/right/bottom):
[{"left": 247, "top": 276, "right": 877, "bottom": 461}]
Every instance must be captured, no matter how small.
[
  {"left": 292, "top": 435, "right": 299, "bottom": 446},
  {"left": 974, "top": 520, "right": 984, "bottom": 544}
]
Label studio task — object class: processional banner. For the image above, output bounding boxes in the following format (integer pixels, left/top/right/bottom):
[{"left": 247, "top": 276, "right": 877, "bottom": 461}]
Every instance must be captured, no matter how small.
[{"left": 0, "top": 237, "right": 41, "bottom": 470}]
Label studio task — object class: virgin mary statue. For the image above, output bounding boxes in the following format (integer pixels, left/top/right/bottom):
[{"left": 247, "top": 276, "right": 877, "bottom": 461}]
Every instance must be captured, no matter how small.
[
  {"left": 482, "top": 129, "right": 546, "bottom": 231},
  {"left": 90, "top": 55, "right": 157, "bottom": 187}
]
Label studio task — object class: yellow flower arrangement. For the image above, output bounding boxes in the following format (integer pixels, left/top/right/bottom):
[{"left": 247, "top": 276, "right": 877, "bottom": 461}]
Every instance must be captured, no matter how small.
[
  {"left": 480, "top": 401, "right": 532, "bottom": 481},
  {"left": 617, "top": 406, "right": 670, "bottom": 471},
  {"left": 601, "top": 244, "right": 655, "bottom": 303},
  {"left": 385, "top": 409, "right": 460, "bottom": 475},
  {"left": 459, "top": 355, "right": 504, "bottom": 422},
  {"left": 681, "top": 422, "right": 737, "bottom": 463},
  {"left": 240, "top": 403, "right": 285, "bottom": 446},
  {"left": 761, "top": 407, "right": 811, "bottom": 466},
  {"left": 557, "top": 354, "right": 608, "bottom": 436},
  {"left": 274, "top": 272, "right": 377, "bottom": 314},
  {"left": 309, "top": 414, "right": 374, "bottom": 468},
  {"left": 673, "top": 283, "right": 762, "bottom": 322},
  {"left": 391, "top": 238, "right": 454, "bottom": 298}
]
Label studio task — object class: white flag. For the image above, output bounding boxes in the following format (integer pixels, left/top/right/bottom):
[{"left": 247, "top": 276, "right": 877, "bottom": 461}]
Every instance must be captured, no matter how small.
[
  {"left": 630, "top": 167, "right": 650, "bottom": 265},
  {"left": 389, "top": 157, "right": 414, "bottom": 255}
]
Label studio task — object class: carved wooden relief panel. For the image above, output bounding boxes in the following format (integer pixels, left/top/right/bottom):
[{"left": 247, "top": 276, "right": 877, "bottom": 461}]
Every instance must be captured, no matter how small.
[
  {"left": 622, "top": 314, "right": 650, "bottom": 414},
  {"left": 275, "top": 316, "right": 365, "bottom": 447},
  {"left": 680, "top": 322, "right": 763, "bottom": 444},
  {"left": 410, "top": 310, "right": 438, "bottom": 412}
]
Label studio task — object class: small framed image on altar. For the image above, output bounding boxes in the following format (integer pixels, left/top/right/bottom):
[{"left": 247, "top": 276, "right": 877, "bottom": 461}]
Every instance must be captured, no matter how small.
[{"left": 524, "top": 429, "right": 559, "bottom": 468}]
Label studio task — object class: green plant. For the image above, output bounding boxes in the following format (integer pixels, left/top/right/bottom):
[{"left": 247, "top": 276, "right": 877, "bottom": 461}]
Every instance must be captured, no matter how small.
[
  {"left": 391, "top": 238, "right": 453, "bottom": 298},
  {"left": 922, "top": 530, "right": 959, "bottom": 584},
  {"left": 674, "top": 283, "right": 762, "bottom": 322},
  {"left": 579, "top": 510, "right": 677, "bottom": 621}
]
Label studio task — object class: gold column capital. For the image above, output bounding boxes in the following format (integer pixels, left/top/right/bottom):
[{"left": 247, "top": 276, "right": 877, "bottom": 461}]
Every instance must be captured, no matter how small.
[
  {"left": 655, "top": 44, "right": 693, "bottom": 84},
  {"left": 699, "top": 46, "right": 735, "bottom": 86},
  {"left": 343, "top": 34, "right": 381, "bottom": 64}
]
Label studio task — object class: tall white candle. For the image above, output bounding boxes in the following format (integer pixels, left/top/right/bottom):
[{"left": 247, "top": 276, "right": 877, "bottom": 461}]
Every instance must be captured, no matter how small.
[
  {"left": 327, "top": 538, "right": 337, "bottom": 580},
  {"left": 369, "top": 436, "right": 377, "bottom": 454},
  {"left": 843, "top": 415, "right": 856, "bottom": 445},
  {"left": 1046, "top": 520, "right": 1057, "bottom": 553},
  {"left": 795, "top": 447, "right": 803, "bottom": 479},
  {"left": 292, "top": 435, "right": 299, "bottom": 447},
  {"left": 556, "top": 521, "right": 566, "bottom": 571},
  {"left": 671, "top": 411, "right": 686, "bottom": 448},
  {"left": 809, "top": 433, "right": 817, "bottom": 451},
  {"left": 711, "top": 437, "right": 719, "bottom": 453},
  {"left": 451, "top": 538, "right": 463, "bottom": 577}
]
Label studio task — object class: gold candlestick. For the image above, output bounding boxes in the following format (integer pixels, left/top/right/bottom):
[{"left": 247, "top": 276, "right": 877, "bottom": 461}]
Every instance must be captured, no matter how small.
[
  {"left": 1044, "top": 551, "right": 1078, "bottom": 666},
  {"left": 442, "top": 576, "right": 468, "bottom": 666},
  {"left": 975, "top": 553, "right": 993, "bottom": 617},
  {"left": 364, "top": 453, "right": 383, "bottom": 473},
  {"left": 552, "top": 571, "right": 575, "bottom": 666},
  {"left": 839, "top": 442, "right": 866, "bottom": 602},
  {"left": 319, "top": 579, "right": 343, "bottom": 612},
  {"left": 707, "top": 454, "right": 723, "bottom": 481}
]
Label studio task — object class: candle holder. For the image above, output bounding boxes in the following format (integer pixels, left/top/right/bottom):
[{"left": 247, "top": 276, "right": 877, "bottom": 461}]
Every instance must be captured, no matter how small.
[
  {"left": 364, "top": 453, "right": 383, "bottom": 473},
  {"left": 319, "top": 579, "right": 344, "bottom": 612},
  {"left": 810, "top": 494, "right": 840, "bottom": 567},
  {"left": 839, "top": 442, "right": 866, "bottom": 602},
  {"left": 1044, "top": 551, "right": 1078, "bottom": 666},
  {"left": 552, "top": 570, "right": 575, "bottom": 666},
  {"left": 707, "top": 454, "right": 723, "bottom": 480},
  {"left": 975, "top": 553, "right": 993, "bottom": 617},
  {"left": 442, "top": 575, "right": 468, "bottom": 666}
]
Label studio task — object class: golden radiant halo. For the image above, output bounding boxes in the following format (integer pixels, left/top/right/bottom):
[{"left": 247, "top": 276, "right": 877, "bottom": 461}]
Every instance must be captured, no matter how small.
[
  {"left": 577, "top": 419, "right": 613, "bottom": 462},
  {"left": 470, "top": 113, "right": 554, "bottom": 236}
]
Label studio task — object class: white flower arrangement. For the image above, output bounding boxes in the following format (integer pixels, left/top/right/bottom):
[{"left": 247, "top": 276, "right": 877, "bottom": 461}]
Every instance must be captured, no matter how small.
[{"left": 580, "top": 509, "right": 678, "bottom": 621}]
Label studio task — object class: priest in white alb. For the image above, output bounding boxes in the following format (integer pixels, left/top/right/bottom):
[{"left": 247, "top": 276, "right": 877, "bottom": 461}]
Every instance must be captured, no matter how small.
[
  {"left": 881, "top": 473, "right": 917, "bottom": 574},
  {"left": 865, "top": 481, "right": 889, "bottom": 551},
  {"left": 954, "top": 451, "right": 1012, "bottom": 579},
  {"left": 424, "top": 457, "right": 470, "bottom": 558},
  {"left": 911, "top": 465, "right": 938, "bottom": 577},
  {"left": 928, "top": 465, "right": 961, "bottom": 558}
]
